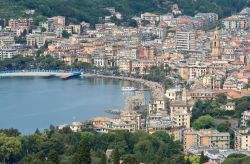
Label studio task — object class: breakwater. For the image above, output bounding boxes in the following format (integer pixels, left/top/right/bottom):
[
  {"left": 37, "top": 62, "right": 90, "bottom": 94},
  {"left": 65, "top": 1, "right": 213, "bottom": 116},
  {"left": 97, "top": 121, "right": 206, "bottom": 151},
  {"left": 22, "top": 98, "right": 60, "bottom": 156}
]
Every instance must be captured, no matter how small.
[{"left": 82, "top": 73, "right": 165, "bottom": 100}]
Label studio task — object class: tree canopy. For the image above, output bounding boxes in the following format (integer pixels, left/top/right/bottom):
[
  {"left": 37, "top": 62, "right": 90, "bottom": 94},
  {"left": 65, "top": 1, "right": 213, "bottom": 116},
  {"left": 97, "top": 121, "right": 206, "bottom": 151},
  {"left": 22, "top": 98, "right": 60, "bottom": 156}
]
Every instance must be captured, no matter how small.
[{"left": 0, "top": 0, "right": 249, "bottom": 25}]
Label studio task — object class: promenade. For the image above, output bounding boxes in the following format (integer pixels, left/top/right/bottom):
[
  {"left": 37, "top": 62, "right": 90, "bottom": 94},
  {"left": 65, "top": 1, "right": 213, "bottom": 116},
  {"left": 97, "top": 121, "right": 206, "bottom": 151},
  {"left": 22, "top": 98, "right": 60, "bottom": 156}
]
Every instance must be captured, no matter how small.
[
  {"left": 82, "top": 73, "right": 165, "bottom": 100},
  {"left": 0, "top": 70, "right": 81, "bottom": 79}
]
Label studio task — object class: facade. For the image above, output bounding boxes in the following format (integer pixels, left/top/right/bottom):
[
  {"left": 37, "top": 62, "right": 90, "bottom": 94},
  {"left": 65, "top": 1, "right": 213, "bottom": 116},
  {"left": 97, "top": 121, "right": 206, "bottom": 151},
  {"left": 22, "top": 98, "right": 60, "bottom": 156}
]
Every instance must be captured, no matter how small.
[
  {"left": 176, "top": 31, "right": 196, "bottom": 50},
  {"left": 146, "top": 113, "right": 182, "bottom": 141},
  {"left": 190, "top": 89, "right": 216, "bottom": 100},
  {"left": 148, "top": 100, "right": 166, "bottom": 114},
  {"left": 170, "top": 100, "right": 192, "bottom": 129},
  {"left": 0, "top": 49, "right": 17, "bottom": 59},
  {"left": 26, "top": 34, "right": 46, "bottom": 48},
  {"left": 211, "top": 29, "right": 221, "bottom": 60},
  {"left": 223, "top": 16, "right": 249, "bottom": 30},
  {"left": 184, "top": 129, "right": 230, "bottom": 153},
  {"left": 235, "top": 128, "right": 250, "bottom": 151},
  {"left": 165, "top": 88, "right": 183, "bottom": 101},
  {"left": 241, "top": 110, "right": 250, "bottom": 127}
]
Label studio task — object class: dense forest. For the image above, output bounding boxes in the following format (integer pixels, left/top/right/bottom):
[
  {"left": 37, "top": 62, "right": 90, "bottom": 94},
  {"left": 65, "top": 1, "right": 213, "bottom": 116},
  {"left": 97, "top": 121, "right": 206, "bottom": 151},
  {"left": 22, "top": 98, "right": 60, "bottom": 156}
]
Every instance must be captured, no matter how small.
[
  {"left": 0, "top": 0, "right": 249, "bottom": 25},
  {"left": 0, "top": 128, "right": 186, "bottom": 164}
]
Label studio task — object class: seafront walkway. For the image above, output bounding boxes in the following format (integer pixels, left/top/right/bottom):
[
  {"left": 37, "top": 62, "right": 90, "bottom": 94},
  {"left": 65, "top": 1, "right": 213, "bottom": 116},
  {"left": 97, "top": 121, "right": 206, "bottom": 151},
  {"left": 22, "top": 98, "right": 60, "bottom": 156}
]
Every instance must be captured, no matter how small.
[
  {"left": 82, "top": 73, "right": 165, "bottom": 100},
  {"left": 0, "top": 70, "right": 81, "bottom": 79}
]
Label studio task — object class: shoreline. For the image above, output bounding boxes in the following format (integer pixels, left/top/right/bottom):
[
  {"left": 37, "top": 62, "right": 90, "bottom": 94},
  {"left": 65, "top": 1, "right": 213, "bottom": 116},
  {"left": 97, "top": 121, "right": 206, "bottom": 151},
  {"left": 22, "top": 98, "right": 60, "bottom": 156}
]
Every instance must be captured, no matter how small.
[{"left": 82, "top": 73, "right": 165, "bottom": 100}]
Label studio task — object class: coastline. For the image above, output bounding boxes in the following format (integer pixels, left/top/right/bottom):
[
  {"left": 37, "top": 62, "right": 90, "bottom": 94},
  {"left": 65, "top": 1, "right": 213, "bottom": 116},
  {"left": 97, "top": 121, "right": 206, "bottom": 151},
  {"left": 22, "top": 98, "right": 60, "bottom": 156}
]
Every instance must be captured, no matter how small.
[{"left": 82, "top": 73, "right": 165, "bottom": 100}]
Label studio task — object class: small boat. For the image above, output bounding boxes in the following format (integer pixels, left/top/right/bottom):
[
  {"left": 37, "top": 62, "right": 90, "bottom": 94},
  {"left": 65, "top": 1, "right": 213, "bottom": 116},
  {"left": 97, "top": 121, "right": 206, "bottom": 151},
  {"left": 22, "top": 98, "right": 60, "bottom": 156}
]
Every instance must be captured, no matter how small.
[{"left": 121, "top": 86, "right": 136, "bottom": 91}]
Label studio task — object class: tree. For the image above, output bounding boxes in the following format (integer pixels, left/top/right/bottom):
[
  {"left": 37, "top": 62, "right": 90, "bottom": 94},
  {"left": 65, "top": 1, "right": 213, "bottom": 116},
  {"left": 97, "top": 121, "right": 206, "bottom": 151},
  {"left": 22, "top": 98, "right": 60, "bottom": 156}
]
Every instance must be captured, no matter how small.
[
  {"left": 192, "top": 115, "right": 216, "bottom": 130},
  {"left": 222, "top": 153, "right": 250, "bottom": 164},
  {"left": 100, "top": 153, "right": 107, "bottom": 164},
  {"left": 186, "top": 157, "right": 192, "bottom": 164},
  {"left": 48, "top": 149, "right": 59, "bottom": 164},
  {"left": 199, "top": 151, "right": 209, "bottom": 164},
  {"left": 71, "top": 138, "right": 91, "bottom": 164},
  {"left": 0, "top": 128, "right": 21, "bottom": 137},
  {"left": 112, "top": 148, "right": 120, "bottom": 164},
  {"left": 217, "top": 123, "right": 229, "bottom": 132},
  {"left": 216, "top": 93, "right": 227, "bottom": 104},
  {"left": 122, "top": 155, "right": 137, "bottom": 164},
  {"left": 62, "top": 30, "right": 71, "bottom": 38},
  {"left": 0, "top": 133, "right": 21, "bottom": 163}
]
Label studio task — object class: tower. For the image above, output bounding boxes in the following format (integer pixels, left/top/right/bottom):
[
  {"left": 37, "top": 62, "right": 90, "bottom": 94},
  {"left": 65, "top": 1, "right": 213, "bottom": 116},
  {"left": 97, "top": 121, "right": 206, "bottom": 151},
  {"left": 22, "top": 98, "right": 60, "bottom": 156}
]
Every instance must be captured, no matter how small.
[{"left": 211, "top": 29, "right": 221, "bottom": 60}]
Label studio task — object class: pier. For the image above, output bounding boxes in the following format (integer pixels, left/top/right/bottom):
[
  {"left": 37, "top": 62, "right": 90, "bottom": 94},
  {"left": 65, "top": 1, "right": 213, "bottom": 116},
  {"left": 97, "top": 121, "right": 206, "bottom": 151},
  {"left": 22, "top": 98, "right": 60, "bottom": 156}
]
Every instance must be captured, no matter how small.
[{"left": 0, "top": 70, "right": 81, "bottom": 79}]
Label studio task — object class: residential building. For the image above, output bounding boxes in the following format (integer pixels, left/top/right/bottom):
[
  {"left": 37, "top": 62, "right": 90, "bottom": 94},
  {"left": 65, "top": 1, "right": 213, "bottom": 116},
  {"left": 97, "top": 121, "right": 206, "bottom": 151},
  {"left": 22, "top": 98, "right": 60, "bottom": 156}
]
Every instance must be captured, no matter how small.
[
  {"left": 176, "top": 30, "right": 196, "bottom": 50},
  {"left": 235, "top": 128, "right": 250, "bottom": 151},
  {"left": 148, "top": 99, "right": 166, "bottom": 114},
  {"left": 223, "top": 16, "right": 249, "bottom": 30},
  {"left": 241, "top": 110, "right": 250, "bottom": 127},
  {"left": 0, "top": 49, "right": 17, "bottom": 59},
  {"left": 183, "top": 129, "right": 230, "bottom": 153},
  {"left": 165, "top": 88, "right": 183, "bottom": 101}
]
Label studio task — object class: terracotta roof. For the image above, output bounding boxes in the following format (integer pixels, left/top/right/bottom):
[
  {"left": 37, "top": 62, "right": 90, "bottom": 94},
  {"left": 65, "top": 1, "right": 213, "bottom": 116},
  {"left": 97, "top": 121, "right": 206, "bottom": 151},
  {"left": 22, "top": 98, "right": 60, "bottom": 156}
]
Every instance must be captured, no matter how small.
[{"left": 92, "top": 117, "right": 111, "bottom": 122}]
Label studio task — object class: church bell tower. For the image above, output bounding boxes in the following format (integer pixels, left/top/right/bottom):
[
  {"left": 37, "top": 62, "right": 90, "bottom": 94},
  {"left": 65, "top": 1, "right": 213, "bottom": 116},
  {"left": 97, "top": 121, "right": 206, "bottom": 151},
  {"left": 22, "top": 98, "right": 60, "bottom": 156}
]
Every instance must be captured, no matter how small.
[{"left": 211, "top": 29, "right": 221, "bottom": 60}]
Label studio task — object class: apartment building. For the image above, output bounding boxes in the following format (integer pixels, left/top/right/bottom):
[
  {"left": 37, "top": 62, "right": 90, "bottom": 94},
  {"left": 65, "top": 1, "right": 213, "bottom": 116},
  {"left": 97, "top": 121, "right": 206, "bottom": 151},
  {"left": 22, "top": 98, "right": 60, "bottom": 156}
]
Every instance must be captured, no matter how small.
[
  {"left": 0, "top": 49, "right": 17, "bottom": 59},
  {"left": 148, "top": 99, "right": 166, "bottom": 114},
  {"left": 178, "top": 62, "right": 208, "bottom": 80},
  {"left": 241, "top": 110, "right": 250, "bottom": 127},
  {"left": 223, "top": 16, "right": 249, "bottom": 30},
  {"left": 176, "top": 31, "right": 196, "bottom": 50},
  {"left": 183, "top": 129, "right": 230, "bottom": 153},
  {"left": 235, "top": 128, "right": 250, "bottom": 151},
  {"left": 170, "top": 100, "right": 192, "bottom": 129}
]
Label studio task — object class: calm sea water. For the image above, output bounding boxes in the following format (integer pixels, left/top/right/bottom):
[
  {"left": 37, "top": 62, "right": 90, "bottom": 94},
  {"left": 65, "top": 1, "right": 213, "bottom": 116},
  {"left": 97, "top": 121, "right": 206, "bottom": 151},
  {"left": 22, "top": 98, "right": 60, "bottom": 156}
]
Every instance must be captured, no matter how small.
[{"left": 0, "top": 77, "right": 149, "bottom": 134}]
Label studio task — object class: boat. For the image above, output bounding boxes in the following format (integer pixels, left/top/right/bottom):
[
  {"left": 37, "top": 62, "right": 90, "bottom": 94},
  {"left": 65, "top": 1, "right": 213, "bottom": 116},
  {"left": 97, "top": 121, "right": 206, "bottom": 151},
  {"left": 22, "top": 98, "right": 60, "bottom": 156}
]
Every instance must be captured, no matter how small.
[{"left": 121, "top": 86, "right": 136, "bottom": 91}]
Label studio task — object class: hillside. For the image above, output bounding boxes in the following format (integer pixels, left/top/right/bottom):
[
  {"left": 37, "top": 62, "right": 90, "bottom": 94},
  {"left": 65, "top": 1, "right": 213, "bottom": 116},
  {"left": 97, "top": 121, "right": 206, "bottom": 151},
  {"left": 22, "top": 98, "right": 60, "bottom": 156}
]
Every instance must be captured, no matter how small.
[{"left": 0, "top": 0, "right": 250, "bottom": 24}]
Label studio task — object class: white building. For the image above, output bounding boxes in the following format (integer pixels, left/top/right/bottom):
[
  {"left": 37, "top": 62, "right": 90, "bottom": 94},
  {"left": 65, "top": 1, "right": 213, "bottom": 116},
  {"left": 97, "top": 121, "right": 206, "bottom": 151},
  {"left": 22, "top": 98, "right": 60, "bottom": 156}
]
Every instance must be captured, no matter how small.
[
  {"left": 0, "top": 49, "right": 17, "bottom": 59},
  {"left": 241, "top": 110, "right": 250, "bottom": 127},
  {"left": 176, "top": 31, "right": 196, "bottom": 50}
]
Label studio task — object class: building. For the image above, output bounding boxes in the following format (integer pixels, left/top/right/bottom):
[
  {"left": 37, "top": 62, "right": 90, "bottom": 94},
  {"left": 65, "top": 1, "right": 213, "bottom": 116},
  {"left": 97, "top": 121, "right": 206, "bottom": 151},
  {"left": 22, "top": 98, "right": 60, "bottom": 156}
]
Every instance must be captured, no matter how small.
[
  {"left": 223, "top": 16, "right": 249, "bottom": 30},
  {"left": 195, "top": 13, "right": 219, "bottom": 23},
  {"left": 190, "top": 89, "right": 216, "bottom": 100},
  {"left": 105, "top": 111, "right": 141, "bottom": 132},
  {"left": 165, "top": 88, "right": 183, "bottom": 101},
  {"left": 235, "top": 128, "right": 250, "bottom": 151},
  {"left": 170, "top": 100, "right": 192, "bottom": 129},
  {"left": 26, "top": 34, "right": 46, "bottom": 48},
  {"left": 0, "top": 49, "right": 17, "bottom": 59},
  {"left": 148, "top": 99, "right": 166, "bottom": 114},
  {"left": 8, "top": 18, "right": 33, "bottom": 29},
  {"left": 146, "top": 113, "right": 183, "bottom": 141},
  {"left": 137, "top": 46, "right": 156, "bottom": 59},
  {"left": 184, "top": 129, "right": 230, "bottom": 153},
  {"left": 202, "top": 74, "right": 224, "bottom": 90},
  {"left": 211, "top": 29, "right": 221, "bottom": 60},
  {"left": 179, "top": 62, "right": 208, "bottom": 80},
  {"left": 176, "top": 31, "right": 196, "bottom": 50},
  {"left": 141, "top": 12, "right": 160, "bottom": 24},
  {"left": 241, "top": 110, "right": 250, "bottom": 127}
]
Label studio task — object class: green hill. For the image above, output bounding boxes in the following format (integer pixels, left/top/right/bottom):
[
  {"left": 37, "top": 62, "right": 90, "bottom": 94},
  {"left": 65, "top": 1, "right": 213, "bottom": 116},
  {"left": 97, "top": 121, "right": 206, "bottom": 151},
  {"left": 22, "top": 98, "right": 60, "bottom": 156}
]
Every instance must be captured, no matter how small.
[{"left": 0, "top": 0, "right": 249, "bottom": 24}]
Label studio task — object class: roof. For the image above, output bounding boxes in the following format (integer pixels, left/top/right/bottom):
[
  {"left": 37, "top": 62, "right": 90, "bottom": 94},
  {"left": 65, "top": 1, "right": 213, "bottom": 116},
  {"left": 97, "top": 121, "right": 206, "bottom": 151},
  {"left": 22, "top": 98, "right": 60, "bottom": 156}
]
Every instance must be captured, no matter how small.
[{"left": 92, "top": 117, "right": 111, "bottom": 122}]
